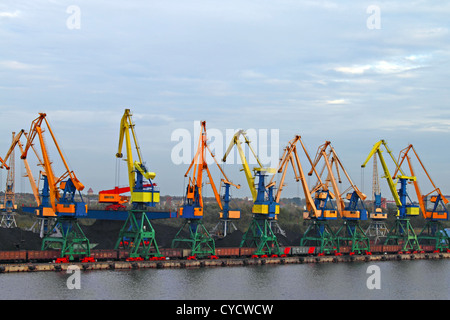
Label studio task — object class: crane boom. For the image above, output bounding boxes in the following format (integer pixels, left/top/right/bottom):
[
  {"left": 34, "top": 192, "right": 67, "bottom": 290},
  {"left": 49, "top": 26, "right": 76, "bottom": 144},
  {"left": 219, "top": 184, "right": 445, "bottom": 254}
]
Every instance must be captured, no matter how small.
[
  {"left": 362, "top": 140, "right": 403, "bottom": 207},
  {"left": 270, "top": 135, "right": 318, "bottom": 214},
  {"left": 222, "top": 130, "right": 258, "bottom": 201}
]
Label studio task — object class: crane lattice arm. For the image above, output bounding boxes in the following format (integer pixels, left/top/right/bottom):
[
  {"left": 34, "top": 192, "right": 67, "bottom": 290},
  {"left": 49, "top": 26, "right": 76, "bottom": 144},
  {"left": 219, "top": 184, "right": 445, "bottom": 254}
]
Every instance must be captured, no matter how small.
[
  {"left": 269, "top": 135, "right": 317, "bottom": 215},
  {"left": 362, "top": 140, "right": 415, "bottom": 208},
  {"left": 222, "top": 130, "right": 273, "bottom": 202},
  {"left": 21, "top": 113, "right": 85, "bottom": 216}
]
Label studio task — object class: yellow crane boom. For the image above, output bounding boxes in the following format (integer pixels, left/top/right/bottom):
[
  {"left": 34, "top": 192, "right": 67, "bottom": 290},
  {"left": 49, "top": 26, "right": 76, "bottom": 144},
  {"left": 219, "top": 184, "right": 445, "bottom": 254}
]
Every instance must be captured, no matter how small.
[{"left": 361, "top": 140, "right": 414, "bottom": 208}]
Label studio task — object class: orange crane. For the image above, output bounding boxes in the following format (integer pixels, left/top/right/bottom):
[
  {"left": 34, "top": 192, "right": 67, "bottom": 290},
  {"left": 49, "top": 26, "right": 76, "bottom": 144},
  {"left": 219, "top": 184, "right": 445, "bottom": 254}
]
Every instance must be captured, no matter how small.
[
  {"left": 393, "top": 144, "right": 449, "bottom": 251},
  {"left": 20, "top": 113, "right": 91, "bottom": 261},
  {"left": 268, "top": 136, "right": 339, "bottom": 253},
  {"left": 293, "top": 140, "right": 369, "bottom": 254},
  {"left": 172, "top": 121, "right": 240, "bottom": 257}
]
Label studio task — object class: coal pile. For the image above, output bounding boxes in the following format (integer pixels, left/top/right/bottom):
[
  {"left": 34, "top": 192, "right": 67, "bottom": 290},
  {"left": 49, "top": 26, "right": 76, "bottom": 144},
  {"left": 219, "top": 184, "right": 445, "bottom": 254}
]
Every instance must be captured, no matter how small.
[
  {"left": 0, "top": 219, "right": 301, "bottom": 251},
  {"left": 0, "top": 227, "right": 42, "bottom": 251}
]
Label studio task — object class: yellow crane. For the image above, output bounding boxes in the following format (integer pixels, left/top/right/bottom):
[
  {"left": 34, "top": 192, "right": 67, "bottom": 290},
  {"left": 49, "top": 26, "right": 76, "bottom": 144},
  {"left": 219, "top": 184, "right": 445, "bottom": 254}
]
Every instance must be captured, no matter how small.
[
  {"left": 362, "top": 140, "right": 421, "bottom": 253},
  {"left": 114, "top": 109, "right": 163, "bottom": 260},
  {"left": 222, "top": 130, "right": 280, "bottom": 256}
]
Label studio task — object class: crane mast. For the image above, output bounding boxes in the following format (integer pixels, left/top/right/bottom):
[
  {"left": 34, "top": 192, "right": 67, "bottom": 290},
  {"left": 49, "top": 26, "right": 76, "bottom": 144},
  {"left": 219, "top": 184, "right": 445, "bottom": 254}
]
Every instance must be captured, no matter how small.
[
  {"left": 0, "top": 132, "right": 18, "bottom": 228},
  {"left": 362, "top": 140, "right": 421, "bottom": 253},
  {"left": 222, "top": 130, "right": 281, "bottom": 256},
  {"left": 364, "top": 154, "right": 389, "bottom": 244}
]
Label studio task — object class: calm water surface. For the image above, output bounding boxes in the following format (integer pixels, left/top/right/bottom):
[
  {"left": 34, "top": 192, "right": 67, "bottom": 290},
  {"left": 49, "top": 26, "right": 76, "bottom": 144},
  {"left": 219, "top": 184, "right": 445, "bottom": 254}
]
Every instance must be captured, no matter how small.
[{"left": 0, "top": 259, "right": 449, "bottom": 300}]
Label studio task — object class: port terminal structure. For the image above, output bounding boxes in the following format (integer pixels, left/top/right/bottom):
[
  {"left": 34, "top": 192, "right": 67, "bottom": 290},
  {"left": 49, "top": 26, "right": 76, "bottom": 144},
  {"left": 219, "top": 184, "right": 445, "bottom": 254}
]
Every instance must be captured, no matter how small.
[{"left": 1, "top": 111, "right": 449, "bottom": 260}]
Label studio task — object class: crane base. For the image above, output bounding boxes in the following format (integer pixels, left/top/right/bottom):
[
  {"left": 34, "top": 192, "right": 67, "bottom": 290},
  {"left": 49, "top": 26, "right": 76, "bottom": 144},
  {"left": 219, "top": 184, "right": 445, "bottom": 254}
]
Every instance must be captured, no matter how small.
[
  {"left": 336, "top": 220, "right": 370, "bottom": 254},
  {"left": 384, "top": 218, "right": 421, "bottom": 252},
  {"left": 41, "top": 216, "right": 90, "bottom": 261},
  {"left": 171, "top": 219, "right": 215, "bottom": 257},
  {"left": 114, "top": 209, "right": 162, "bottom": 259},
  {"left": 301, "top": 220, "right": 338, "bottom": 254},
  {"left": 0, "top": 212, "right": 17, "bottom": 229},
  {"left": 365, "top": 220, "right": 389, "bottom": 244},
  {"left": 418, "top": 220, "right": 450, "bottom": 252},
  {"left": 239, "top": 217, "right": 281, "bottom": 256}
]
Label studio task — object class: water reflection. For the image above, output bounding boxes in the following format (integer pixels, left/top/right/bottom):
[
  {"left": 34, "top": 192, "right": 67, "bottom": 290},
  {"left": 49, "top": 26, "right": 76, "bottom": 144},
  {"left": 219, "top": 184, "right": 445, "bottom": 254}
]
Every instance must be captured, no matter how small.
[{"left": 0, "top": 260, "right": 449, "bottom": 300}]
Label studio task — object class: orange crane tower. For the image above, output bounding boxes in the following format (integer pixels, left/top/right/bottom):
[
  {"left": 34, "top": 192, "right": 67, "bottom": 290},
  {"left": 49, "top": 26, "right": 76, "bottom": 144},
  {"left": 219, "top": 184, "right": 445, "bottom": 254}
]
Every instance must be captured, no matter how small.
[
  {"left": 172, "top": 121, "right": 239, "bottom": 257},
  {"left": 394, "top": 144, "right": 449, "bottom": 251},
  {"left": 20, "top": 113, "right": 91, "bottom": 261}
]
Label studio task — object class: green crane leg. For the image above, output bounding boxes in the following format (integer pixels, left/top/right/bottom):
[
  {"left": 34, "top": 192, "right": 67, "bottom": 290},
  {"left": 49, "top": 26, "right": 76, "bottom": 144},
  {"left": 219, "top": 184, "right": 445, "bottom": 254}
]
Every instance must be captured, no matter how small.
[
  {"left": 336, "top": 220, "right": 371, "bottom": 254},
  {"left": 418, "top": 220, "right": 450, "bottom": 252},
  {"left": 240, "top": 218, "right": 281, "bottom": 256},
  {"left": 171, "top": 219, "right": 215, "bottom": 257},
  {"left": 114, "top": 210, "right": 161, "bottom": 259},
  {"left": 384, "top": 217, "right": 421, "bottom": 252},
  {"left": 41, "top": 217, "right": 90, "bottom": 261},
  {"left": 301, "top": 220, "right": 338, "bottom": 254}
]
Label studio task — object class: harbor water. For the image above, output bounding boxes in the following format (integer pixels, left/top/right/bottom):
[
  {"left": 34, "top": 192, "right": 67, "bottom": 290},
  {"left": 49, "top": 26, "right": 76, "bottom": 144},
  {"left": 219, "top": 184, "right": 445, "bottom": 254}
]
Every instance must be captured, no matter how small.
[{"left": 0, "top": 259, "right": 449, "bottom": 300}]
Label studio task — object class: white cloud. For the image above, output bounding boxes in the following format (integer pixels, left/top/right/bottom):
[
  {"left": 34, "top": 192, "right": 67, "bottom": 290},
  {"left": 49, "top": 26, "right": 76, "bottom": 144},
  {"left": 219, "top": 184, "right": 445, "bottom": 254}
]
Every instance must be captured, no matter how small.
[
  {"left": 0, "top": 10, "right": 19, "bottom": 18},
  {"left": 0, "top": 60, "right": 38, "bottom": 70},
  {"left": 326, "top": 99, "right": 348, "bottom": 105},
  {"left": 333, "top": 55, "right": 430, "bottom": 75}
]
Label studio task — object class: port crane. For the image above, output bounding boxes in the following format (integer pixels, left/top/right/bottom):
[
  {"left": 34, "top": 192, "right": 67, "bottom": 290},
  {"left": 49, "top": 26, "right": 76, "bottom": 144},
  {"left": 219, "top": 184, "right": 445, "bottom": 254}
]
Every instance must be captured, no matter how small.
[
  {"left": 362, "top": 140, "right": 421, "bottom": 253},
  {"left": 326, "top": 144, "right": 370, "bottom": 254},
  {"left": 299, "top": 140, "right": 369, "bottom": 254},
  {"left": 20, "top": 113, "right": 91, "bottom": 261},
  {"left": 173, "top": 121, "right": 240, "bottom": 257},
  {"left": 1, "top": 130, "right": 52, "bottom": 235},
  {"left": 113, "top": 109, "right": 163, "bottom": 260},
  {"left": 393, "top": 144, "right": 449, "bottom": 252},
  {"left": 298, "top": 141, "right": 340, "bottom": 254},
  {"left": 222, "top": 130, "right": 281, "bottom": 256}
]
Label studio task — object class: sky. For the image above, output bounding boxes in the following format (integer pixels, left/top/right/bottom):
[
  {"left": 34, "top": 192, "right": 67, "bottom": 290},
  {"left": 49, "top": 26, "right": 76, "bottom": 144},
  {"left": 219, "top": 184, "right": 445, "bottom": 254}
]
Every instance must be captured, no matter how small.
[{"left": 0, "top": 0, "right": 450, "bottom": 203}]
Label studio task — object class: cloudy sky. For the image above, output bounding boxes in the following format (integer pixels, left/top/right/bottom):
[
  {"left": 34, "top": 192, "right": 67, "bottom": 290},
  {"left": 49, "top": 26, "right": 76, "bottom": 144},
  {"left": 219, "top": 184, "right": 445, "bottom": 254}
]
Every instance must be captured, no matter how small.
[{"left": 1, "top": 0, "right": 449, "bottom": 203}]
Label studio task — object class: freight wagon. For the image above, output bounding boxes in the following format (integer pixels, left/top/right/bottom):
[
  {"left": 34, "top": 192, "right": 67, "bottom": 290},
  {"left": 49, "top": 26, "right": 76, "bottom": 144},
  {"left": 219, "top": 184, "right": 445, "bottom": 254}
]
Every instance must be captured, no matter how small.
[{"left": 0, "top": 244, "right": 447, "bottom": 264}]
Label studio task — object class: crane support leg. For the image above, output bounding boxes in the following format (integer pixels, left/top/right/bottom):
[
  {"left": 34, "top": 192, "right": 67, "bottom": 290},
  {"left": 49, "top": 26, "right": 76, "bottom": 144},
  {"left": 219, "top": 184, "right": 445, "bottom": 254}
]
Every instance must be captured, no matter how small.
[
  {"left": 301, "top": 220, "right": 338, "bottom": 254},
  {"left": 240, "top": 217, "right": 281, "bottom": 256},
  {"left": 0, "top": 212, "right": 17, "bottom": 228},
  {"left": 336, "top": 220, "right": 370, "bottom": 254},
  {"left": 41, "top": 217, "right": 90, "bottom": 261},
  {"left": 384, "top": 218, "right": 421, "bottom": 252},
  {"left": 114, "top": 209, "right": 161, "bottom": 259},
  {"left": 418, "top": 220, "right": 450, "bottom": 252},
  {"left": 365, "top": 220, "right": 388, "bottom": 244},
  {"left": 171, "top": 219, "right": 215, "bottom": 257}
]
